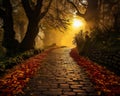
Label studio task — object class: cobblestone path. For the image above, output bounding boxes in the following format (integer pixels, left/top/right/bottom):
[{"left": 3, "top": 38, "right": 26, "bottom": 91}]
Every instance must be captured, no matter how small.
[{"left": 19, "top": 47, "right": 97, "bottom": 96}]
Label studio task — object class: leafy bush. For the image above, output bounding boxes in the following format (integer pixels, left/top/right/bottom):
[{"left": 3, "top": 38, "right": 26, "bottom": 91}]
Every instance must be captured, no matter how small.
[
  {"left": 74, "top": 27, "right": 120, "bottom": 75},
  {"left": 0, "top": 49, "right": 42, "bottom": 75},
  {"left": 74, "top": 27, "right": 120, "bottom": 56}
]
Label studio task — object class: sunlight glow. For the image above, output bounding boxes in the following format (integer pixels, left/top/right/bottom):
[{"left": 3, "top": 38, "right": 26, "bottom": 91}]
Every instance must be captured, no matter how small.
[
  {"left": 81, "top": 0, "right": 88, "bottom": 6},
  {"left": 45, "top": 16, "right": 87, "bottom": 48},
  {"left": 60, "top": 17, "right": 86, "bottom": 47},
  {"left": 72, "top": 18, "right": 84, "bottom": 28}
]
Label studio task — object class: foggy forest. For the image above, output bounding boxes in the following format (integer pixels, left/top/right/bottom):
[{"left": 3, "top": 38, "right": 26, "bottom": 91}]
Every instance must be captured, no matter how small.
[{"left": 0, "top": 0, "right": 120, "bottom": 96}]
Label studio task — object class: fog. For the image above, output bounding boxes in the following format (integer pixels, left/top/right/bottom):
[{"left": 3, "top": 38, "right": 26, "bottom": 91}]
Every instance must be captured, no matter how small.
[{"left": 44, "top": 17, "right": 87, "bottom": 48}]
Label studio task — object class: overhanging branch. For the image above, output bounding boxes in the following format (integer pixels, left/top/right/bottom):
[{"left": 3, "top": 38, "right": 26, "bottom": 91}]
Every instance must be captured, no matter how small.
[
  {"left": 39, "top": 0, "right": 52, "bottom": 20},
  {"left": 67, "top": 0, "right": 85, "bottom": 17}
]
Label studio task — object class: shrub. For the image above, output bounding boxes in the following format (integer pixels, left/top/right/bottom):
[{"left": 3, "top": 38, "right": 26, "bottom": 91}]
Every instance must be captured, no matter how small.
[
  {"left": 0, "top": 49, "right": 42, "bottom": 75},
  {"left": 74, "top": 27, "right": 120, "bottom": 75},
  {"left": 74, "top": 27, "right": 120, "bottom": 56}
]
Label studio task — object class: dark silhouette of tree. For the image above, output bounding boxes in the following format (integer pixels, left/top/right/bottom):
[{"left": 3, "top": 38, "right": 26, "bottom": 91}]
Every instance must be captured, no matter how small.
[
  {"left": 0, "top": 0, "right": 19, "bottom": 56},
  {"left": 0, "top": 0, "right": 52, "bottom": 55},
  {"left": 20, "top": 0, "right": 52, "bottom": 52}
]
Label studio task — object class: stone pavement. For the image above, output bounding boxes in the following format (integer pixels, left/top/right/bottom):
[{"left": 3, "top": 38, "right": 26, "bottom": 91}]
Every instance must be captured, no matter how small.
[{"left": 18, "top": 47, "right": 97, "bottom": 96}]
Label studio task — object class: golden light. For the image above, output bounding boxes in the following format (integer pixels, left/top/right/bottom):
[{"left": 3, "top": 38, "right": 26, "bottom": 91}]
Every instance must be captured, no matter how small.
[
  {"left": 72, "top": 18, "right": 84, "bottom": 28},
  {"left": 60, "top": 17, "right": 86, "bottom": 48}
]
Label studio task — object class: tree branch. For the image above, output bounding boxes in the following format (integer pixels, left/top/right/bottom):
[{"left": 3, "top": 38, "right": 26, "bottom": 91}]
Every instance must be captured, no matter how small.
[
  {"left": 39, "top": 0, "right": 52, "bottom": 20},
  {"left": 67, "top": 0, "right": 85, "bottom": 17},
  {"left": 35, "top": 0, "right": 43, "bottom": 11},
  {"left": 34, "top": 0, "right": 43, "bottom": 17},
  {"left": 21, "top": 0, "right": 33, "bottom": 19}
]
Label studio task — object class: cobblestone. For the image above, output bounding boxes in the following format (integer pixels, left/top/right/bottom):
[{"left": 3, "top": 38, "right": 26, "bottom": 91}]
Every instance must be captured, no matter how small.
[{"left": 18, "top": 47, "right": 97, "bottom": 96}]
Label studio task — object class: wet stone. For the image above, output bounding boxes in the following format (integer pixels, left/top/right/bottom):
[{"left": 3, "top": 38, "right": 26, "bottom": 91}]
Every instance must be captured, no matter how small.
[
  {"left": 73, "top": 89, "right": 86, "bottom": 93},
  {"left": 60, "top": 84, "right": 69, "bottom": 88},
  {"left": 17, "top": 47, "right": 97, "bottom": 96},
  {"left": 63, "top": 92, "right": 76, "bottom": 95}
]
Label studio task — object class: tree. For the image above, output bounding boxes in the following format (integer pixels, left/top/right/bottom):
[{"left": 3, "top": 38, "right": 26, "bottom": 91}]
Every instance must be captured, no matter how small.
[
  {"left": 20, "top": 0, "right": 52, "bottom": 52},
  {"left": 0, "top": 0, "right": 52, "bottom": 54},
  {"left": 0, "top": 0, "right": 91, "bottom": 56},
  {"left": 0, "top": 0, "right": 19, "bottom": 56}
]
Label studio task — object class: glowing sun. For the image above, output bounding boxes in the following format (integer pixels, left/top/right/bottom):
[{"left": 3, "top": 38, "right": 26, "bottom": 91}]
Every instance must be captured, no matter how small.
[{"left": 73, "top": 18, "right": 84, "bottom": 28}]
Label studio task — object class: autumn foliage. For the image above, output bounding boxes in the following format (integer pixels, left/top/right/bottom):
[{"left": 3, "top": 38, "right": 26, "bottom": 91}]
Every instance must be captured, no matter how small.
[
  {"left": 0, "top": 48, "right": 55, "bottom": 96},
  {"left": 70, "top": 48, "right": 120, "bottom": 96}
]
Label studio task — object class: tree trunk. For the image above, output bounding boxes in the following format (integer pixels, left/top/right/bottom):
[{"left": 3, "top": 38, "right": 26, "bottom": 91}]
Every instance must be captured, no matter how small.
[
  {"left": 20, "top": 0, "right": 52, "bottom": 52},
  {"left": 20, "top": 19, "right": 39, "bottom": 52},
  {"left": 1, "top": 0, "right": 19, "bottom": 56},
  {"left": 2, "top": 14, "right": 19, "bottom": 55}
]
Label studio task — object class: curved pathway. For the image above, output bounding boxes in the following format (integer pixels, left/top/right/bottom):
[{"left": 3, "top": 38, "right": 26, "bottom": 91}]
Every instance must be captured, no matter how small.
[{"left": 18, "top": 47, "right": 97, "bottom": 96}]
